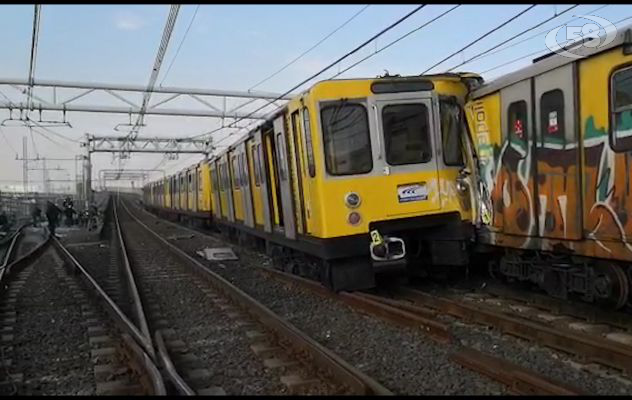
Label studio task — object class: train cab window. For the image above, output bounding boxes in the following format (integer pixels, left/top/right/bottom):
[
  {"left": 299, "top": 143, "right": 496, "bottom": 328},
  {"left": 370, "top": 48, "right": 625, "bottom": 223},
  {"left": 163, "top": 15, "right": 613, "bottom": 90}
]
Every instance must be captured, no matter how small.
[
  {"left": 302, "top": 108, "right": 316, "bottom": 177},
  {"left": 540, "top": 89, "right": 565, "bottom": 146},
  {"left": 382, "top": 103, "right": 431, "bottom": 165},
  {"left": 507, "top": 100, "right": 528, "bottom": 146},
  {"left": 611, "top": 66, "right": 632, "bottom": 152},
  {"left": 439, "top": 99, "right": 464, "bottom": 166},
  {"left": 321, "top": 102, "right": 372, "bottom": 175}
]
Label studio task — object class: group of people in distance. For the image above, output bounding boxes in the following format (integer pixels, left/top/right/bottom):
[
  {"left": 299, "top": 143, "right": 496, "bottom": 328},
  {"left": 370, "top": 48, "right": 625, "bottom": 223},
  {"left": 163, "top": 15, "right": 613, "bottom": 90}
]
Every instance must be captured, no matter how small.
[{"left": 31, "top": 197, "right": 100, "bottom": 236}]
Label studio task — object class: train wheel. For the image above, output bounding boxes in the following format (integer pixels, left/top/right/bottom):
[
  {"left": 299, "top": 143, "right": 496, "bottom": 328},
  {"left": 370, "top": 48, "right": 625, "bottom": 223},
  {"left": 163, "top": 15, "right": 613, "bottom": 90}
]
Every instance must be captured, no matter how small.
[{"left": 593, "top": 263, "right": 629, "bottom": 309}]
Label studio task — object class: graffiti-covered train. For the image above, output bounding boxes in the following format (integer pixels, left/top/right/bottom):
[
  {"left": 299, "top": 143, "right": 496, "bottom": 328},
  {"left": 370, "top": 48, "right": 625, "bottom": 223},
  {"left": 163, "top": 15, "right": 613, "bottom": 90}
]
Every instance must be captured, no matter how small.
[
  {"left": 144, "top": 26, "right": 632, "bottom": 309},
  {"left": 468, "top": 27, "right": 632, "bottom": 309}
]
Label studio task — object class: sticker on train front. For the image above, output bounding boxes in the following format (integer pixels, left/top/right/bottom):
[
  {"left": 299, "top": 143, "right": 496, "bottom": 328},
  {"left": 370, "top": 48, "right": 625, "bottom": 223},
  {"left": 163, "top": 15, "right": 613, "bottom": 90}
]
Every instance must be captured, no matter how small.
[{"left": 397, "top": 183, "right": 428, "bottom": 203}]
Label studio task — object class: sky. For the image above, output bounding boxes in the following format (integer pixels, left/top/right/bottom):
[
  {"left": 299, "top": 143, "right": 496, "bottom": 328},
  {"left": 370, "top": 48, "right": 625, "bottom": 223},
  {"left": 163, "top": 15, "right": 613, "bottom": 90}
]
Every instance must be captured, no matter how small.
[{"left": 0, "top": 4, "right": 631, "bottom": 193}]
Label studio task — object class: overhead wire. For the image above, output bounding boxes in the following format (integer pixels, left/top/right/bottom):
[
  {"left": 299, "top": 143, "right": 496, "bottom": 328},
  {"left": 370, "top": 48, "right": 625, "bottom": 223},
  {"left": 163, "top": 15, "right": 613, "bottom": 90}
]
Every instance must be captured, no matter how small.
[
  {"left": 462, "top": 4, "right": 609, "bottom": 67},
  {"left": 159, "top": 4, "right": 201, "bottom": 87},
  {"left": 248, "top": 4, "right": 371, "bottom": 91},
  {"left": 190, "top": 4, "right": 428, "bottom": 141},
  {"left": 420, "top": 4, "right": 537, "bottom": 74},
  {"left": 128, "top": 4, "right": 181, "bottom": 140},
  {"left": 330, "top": 4, "right": 461, "bottom": 79},
  {"left": 0, "top": 127, "right": 18, "bottom": 155},
  {"left": 480, "top": 13, "right": 632, "bottom": 76},
  {"left": 445, "top": 4, "right": 579, "bottom": 72},
  {"left": 26, "top": 4, "right": 41, "bottom": 112}
]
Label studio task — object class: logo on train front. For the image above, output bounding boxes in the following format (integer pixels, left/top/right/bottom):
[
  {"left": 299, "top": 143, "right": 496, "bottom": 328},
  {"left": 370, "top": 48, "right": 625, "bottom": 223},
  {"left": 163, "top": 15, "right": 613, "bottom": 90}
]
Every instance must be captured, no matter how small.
[{"left": 545, "top": 15, "right": 617, "bottom": 59}]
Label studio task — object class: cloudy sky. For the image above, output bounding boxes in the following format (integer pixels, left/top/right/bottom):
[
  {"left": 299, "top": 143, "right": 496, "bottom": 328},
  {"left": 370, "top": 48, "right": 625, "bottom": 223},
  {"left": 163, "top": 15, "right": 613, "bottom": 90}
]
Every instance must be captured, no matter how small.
[{"left": 0, "top": 4, "right": 629, "bottom": 193}]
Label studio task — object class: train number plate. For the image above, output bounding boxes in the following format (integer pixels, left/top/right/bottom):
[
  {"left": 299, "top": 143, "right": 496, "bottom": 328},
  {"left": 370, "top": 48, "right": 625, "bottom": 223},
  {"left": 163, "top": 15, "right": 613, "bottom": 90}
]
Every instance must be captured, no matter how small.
[{"left": 397, "top": 183, "right": 428, "bottom": 203}]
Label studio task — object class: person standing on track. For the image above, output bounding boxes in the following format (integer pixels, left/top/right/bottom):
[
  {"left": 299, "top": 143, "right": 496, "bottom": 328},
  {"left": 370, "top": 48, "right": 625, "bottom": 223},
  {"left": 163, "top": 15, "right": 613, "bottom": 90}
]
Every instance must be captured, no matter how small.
[
  {"left": 45, "top": 201, "right": 62, "bottom": 236},
  {"left": 31, "top": 204, "right": 41, "bottom": 227}
]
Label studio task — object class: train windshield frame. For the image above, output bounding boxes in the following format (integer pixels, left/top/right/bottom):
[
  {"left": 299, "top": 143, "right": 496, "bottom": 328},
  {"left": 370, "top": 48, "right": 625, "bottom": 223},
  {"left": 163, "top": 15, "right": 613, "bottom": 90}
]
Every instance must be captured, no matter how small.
[
  {"left": 320, "top": 100, "right": 373, "bottom": 176},
  {"left": 382, "top": 103, "right": 432, "bottom": 166}
]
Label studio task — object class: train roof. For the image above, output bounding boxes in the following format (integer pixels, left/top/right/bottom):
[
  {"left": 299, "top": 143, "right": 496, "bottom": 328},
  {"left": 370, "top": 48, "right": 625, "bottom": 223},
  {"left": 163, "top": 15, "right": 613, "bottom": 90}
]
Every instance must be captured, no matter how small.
[{"left": 471, "top": 23, "right": 632, "bottom": 99}]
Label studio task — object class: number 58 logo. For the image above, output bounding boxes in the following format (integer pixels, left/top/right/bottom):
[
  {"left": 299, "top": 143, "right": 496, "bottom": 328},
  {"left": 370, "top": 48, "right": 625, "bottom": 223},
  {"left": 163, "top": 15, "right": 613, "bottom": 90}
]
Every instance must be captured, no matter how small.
[{"left": 545, "top": 15, "right": 617, "bottom": 59}]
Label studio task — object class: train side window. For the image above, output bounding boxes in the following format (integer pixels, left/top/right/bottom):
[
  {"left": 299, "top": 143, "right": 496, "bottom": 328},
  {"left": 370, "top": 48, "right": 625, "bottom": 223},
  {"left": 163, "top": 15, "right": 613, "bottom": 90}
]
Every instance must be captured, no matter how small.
[
  {"left": 611, "top": 66, "right": 632, "bottom": 152},
  {"left": 507, "top": 100, "right": 528, "bottom": 146},
  {"left": 210, "top": 168, "right": 216, "bottom": 191},
  {"left": 253, "top": 145, "right": 261, "bottom": 187},
  {"left": 232, "top": 157, "right": 239, "bottom": 189},
  {"left": 219, "top": 164, "right": 225, "bottom": 192},
  {"left": 383, "top": 103, "right": 431, "bottom": 165},
  {"left": 439, "top": 98, "right": 464, "bottom": 166},
  {"left": 540, "top": 89, "right": 565, "bottom": 146},
  {"left": 302, "top": 108, "right": 316, "bottom": 177},
  {"left": 276, "top": 133, "right": 288, "bottom": 181},
  {"left": 240, "top": 154, "right": 247, "bottom": 187},
  {"left": 321, "top": 102, "right": 372, "bottom": 175},
  {"left": 257, "top": 144, "right": 265, "bottom": 183}
]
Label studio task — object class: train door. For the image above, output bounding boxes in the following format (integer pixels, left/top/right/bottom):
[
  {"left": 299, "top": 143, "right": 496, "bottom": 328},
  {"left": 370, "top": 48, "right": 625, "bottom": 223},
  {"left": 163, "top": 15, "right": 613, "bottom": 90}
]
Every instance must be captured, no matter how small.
[
  {"left": 210, "top": 162, "right": 221, "bottom": 218},
  {"left": 273, "top": 114, "right": 296, "bottom": 239},
  {"left": 372, "top": 94, "right": 443, "bottom": 216},
  {"left": 225, "top": 156, "right": 236, "bottom": 222},
  {"left": 264, "top": 127, "right": 284, "bottom": 231},
  {"left": 239, "top": 144, "right": 255, "bottom": 228},
  {"left": 499, "top": 80, "right": 537, "bottom": 237},
  {"left": 533, "top": 64, "right": 582, "bottom": 240},
  {"left": 256, "top": 129, "right": 273, "bottom": 233},
  {"left": 289, "top": 110, "right": 307, "bottom": 235}
]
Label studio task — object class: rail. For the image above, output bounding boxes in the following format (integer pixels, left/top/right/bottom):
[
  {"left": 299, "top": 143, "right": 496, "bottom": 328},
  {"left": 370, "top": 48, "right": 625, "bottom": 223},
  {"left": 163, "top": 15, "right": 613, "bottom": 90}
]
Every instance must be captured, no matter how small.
[
  {"left": 112, "top": 199, "right": 153, "bottom": 356},
  {"left": 120, "top": 199, "right": 393, "bottom": 396},
  {"left": 51, "top": 235, "right": 166, "bottom": 394}
]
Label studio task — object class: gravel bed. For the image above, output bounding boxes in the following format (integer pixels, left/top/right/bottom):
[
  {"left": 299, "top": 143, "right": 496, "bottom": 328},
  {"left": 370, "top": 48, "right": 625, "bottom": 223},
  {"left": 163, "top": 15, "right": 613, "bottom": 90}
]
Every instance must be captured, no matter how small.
[
  {"left": 124, "top": 200, "right": 506, "bottom": 395},
  {"left": 7, "top": 247, "right": 95, "bottom": 395},
  {"left": 127, "top": 199, "right": 632, "bottom": 395},
  {"left": 117, "top": 207, "right": 293, "bottom": 396}
]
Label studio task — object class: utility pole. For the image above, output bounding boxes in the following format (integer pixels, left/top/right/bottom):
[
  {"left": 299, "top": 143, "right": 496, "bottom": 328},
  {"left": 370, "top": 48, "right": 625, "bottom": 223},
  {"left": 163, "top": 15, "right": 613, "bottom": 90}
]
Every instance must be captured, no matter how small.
[
  {"left": 22, "top": 137, "right": 28, "bottom": 194},
  {"left": 42, "top": 157, "right": 47, "bottom": 194}
]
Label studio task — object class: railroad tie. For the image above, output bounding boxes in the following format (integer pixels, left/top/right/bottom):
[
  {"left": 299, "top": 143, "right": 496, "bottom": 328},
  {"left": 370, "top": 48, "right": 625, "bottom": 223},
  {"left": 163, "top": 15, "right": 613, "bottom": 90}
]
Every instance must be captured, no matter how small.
[{"left": 279, "top": 374, "right": 321, "bottom": 395}]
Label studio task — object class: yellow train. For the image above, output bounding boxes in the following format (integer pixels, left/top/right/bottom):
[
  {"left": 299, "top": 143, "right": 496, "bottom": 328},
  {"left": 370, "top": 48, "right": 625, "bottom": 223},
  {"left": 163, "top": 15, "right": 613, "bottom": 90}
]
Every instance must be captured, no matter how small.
[
  {"left": 467, "top": 27, "right": 632, "bottom": 308},
  {"left": 144, "top": 26, "right": 632, "bottom": 309},
  {"left": 144, "top": 73, "right": 482, "bottom": 291}
]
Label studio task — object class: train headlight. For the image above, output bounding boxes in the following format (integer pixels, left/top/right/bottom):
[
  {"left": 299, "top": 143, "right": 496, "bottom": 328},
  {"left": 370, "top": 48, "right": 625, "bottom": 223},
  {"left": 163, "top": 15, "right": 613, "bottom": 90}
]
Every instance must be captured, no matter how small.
[
  {"left": 348, "top": 211, "right": 362, "bottom": 226},
  {"left": 345, "top": 192, "right": 361, "bottom": 208}
]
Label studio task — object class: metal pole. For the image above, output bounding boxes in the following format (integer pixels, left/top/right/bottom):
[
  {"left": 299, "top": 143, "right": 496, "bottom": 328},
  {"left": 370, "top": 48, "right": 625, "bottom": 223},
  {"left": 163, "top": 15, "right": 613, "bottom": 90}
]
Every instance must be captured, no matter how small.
[
  {"left": 22, "top": 137, "right": 28, "bottom": 194},
  {"left": 42, "top": 157, "right": 47, "bottom": 194},
  {"left": 84, "top": 133, "right": 92, "bottom": 208}
]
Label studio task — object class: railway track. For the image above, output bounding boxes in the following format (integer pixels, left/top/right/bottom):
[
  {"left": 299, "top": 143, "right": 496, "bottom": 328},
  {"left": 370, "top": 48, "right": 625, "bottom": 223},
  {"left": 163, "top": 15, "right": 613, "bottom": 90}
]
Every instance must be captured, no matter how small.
[
  {"left": 129, "top": 198, "right": 593, "bottom": 395},
  {"left": 0, "top": 225, "right": 164, "bottom": 395},
  {"left": 113, "top": 197, "right": 391, "bottom": 395}
]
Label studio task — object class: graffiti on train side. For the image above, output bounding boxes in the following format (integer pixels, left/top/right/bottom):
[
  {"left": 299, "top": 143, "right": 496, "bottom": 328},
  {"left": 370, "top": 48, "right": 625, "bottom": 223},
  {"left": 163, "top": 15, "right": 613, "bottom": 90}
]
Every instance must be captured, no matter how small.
[{"left": 475, "top": 108, "right": 632, "bottom": 258}]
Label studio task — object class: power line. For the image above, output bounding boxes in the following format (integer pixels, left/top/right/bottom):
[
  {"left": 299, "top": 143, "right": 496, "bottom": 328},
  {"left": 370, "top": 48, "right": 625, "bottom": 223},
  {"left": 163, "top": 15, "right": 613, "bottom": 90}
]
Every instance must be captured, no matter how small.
[
  {"left": 128, "top": 4, "right": 181, "bottom": 140},
  {"left": 160, "top": 4, "right": 201, "bottom": 87},
  {"left": 330, "top": 4, "right": 461, "bottom": 79},
  {"left": 27, "top": 4, "right": 41, "bottom": 111},
  {"left": 480, "top": 14, "right": 632, "bottom": 76},
  {"left": 191, "top": 4, "right": 427, "bottom": 140},
  {"left": 421, "top": 4, "right": 536, "bottom": 74},
  {"left": 248, "top": 4, "right": 371, "bottom": 91},
  {"left": 446, "top": 4, "right": 578, "bottom": 72},
  {"left": 463, "top": 4, "right": 609, "bottom": 67},
  {"left": 26, "top": 118, "right": 80, "bottom": 143},
  {"left": 0, "top": 127, "right": 17, "bottom": 155}
]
